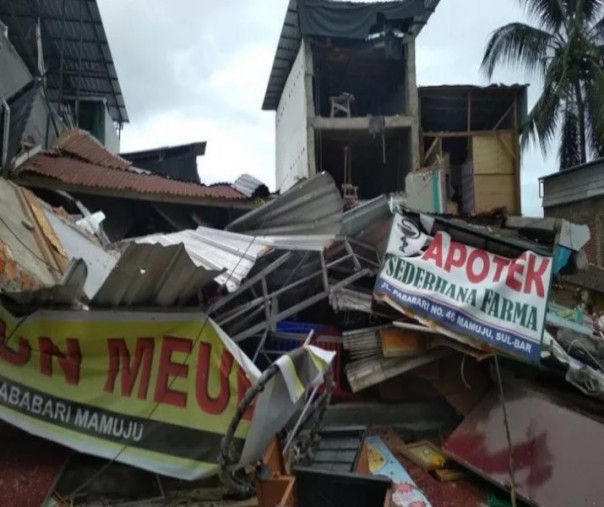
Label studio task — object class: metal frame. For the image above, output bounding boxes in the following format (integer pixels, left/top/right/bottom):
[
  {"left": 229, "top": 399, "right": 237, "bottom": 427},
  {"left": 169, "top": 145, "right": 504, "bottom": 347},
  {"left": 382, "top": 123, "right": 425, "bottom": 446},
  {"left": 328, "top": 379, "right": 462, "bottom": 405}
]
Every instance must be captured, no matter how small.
[{"left": 211, "top": 238, "right": 379, "bottom": 360}]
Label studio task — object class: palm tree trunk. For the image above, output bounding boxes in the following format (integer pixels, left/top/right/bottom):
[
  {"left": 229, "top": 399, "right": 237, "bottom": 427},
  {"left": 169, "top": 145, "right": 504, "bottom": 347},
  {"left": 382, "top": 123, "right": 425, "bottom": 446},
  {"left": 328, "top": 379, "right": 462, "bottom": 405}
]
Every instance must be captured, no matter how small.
[{"left": 575, "top": 82, "right": 587, "bottom": 164}]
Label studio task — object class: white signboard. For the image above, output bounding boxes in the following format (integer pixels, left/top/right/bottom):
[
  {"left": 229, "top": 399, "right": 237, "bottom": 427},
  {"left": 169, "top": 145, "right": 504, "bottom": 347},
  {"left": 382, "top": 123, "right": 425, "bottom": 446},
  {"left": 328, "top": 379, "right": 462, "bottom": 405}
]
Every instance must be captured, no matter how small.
[{"left": 375, "top": 214, "right": 553, "bottom": 362}]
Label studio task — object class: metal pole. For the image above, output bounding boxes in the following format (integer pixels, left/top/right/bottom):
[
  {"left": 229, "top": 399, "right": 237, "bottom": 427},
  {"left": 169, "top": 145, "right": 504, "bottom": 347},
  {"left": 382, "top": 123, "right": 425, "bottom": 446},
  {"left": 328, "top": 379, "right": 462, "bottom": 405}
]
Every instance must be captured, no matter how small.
[
  {"left": 75, "top": 0, "right": 84, "bottom": 124},
  {"left": 58, "top": 0, "right": 67, "bottom": 107}
]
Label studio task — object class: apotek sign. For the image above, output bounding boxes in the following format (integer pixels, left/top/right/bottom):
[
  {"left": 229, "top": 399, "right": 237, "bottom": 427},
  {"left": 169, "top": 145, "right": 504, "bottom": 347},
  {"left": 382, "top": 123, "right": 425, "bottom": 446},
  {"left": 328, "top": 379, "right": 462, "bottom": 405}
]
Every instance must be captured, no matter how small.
[{"left": 375, "top": 222, "right": 552, "bottom": 362}]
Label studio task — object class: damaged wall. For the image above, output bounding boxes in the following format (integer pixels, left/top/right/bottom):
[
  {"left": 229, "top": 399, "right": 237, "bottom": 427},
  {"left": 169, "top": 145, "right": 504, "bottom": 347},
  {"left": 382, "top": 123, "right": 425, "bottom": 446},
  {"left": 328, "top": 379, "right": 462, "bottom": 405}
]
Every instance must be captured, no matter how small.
[
  {"left": 546, "top": 197, "right": 604, "bottom": 267},
  {"left": 276, "top": 44, "right": 312, "bottom": 192}
]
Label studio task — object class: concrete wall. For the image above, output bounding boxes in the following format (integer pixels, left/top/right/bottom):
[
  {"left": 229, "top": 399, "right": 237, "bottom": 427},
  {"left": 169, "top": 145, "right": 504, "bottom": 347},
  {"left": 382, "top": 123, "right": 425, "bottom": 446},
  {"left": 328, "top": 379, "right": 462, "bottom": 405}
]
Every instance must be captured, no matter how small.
[
  {"left": 545, "top": 197, "right": 604, "bottom": 267},
  {"left": 103, "top": 103, "right": 120, "bottom": 153},
  {"left": 275, "top": 44, "right": 310, "bottom": 192}
]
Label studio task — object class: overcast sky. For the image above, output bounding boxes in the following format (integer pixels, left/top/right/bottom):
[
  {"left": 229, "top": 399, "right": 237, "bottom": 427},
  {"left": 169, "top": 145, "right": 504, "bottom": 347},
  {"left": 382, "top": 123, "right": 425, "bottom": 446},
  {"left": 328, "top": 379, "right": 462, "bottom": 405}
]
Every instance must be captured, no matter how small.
[{"left": 99, "top": 0, "right": 552, "bottom": 216}]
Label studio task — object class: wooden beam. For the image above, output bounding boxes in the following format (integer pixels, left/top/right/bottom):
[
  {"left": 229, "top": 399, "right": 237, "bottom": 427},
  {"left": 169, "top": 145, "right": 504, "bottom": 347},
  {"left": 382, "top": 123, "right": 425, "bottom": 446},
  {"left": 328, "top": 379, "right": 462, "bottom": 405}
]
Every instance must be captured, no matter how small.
[
  {"left": 492, "top": 104, "right": 514, "bottom": 131},
  {"left": 423, "top": 137, "right": 439, "bottom": 164},
  {"left": 495, "top": 133, "right": 517, "bottom": 161},
  {"left": 423, "top": 129, "right": 515, "bottom": 138}
]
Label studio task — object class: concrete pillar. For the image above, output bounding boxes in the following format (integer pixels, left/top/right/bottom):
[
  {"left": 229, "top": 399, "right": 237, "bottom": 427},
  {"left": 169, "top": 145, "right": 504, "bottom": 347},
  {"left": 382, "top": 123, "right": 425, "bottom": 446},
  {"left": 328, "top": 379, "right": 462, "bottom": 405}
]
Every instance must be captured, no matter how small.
[
  {"left": 405, "top": 36, "right": 420, "bottom": 172},
  {"left": 304, "top": 40, "right": 317, "bottom": 176}
]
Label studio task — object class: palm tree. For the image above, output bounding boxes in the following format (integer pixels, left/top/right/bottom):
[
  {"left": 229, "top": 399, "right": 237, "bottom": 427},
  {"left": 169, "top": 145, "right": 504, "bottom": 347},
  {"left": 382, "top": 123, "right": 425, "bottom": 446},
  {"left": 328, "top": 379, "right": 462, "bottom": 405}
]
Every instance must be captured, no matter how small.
[{"left": 481, "top": 0, "right": 604, "bottom": 170}]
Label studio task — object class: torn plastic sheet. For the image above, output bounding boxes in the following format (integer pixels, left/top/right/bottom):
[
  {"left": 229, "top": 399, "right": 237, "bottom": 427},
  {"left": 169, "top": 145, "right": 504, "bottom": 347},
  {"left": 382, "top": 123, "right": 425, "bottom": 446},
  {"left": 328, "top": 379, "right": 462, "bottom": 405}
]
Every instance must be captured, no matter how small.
[{"left": 238, "top": 346, "right": 335, "bottom": 466}]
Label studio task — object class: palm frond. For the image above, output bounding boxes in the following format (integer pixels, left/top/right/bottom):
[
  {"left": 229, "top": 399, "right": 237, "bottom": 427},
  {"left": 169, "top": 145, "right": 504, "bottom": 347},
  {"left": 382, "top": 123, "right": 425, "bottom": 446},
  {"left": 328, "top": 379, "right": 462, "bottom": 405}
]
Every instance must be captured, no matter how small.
[
  {"left": 559, "top": 100, "right": 582, "bottom": 169},
  {"left": 522, "top": 87, "right": 562, "bottom": 155},
  {"left": 481, "top": 22, "right": 554, "bottom": 78},
  {"left": 519, "top": 0, "right": 567, "bottom": 32},
  {"left": 592, "top": 15, "right": 604, "bottom": 42},
  {"left": 567, "top": 0, "right": 604, "bottom": 25},
  {"left": 521, "top": 56, "right": 567, "bottom": 154},
  {"left": 584, "top": 59, "right": 604, "bottom": 156}
]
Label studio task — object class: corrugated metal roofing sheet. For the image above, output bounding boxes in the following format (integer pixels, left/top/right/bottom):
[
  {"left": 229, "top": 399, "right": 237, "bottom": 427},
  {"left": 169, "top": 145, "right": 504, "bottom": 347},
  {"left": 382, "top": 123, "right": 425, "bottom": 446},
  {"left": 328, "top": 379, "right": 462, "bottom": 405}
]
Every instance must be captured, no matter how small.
[
  {"left": 227, "top": 172, "right": 343, "bottom": 236},
  {"left": 233, "top": 174, "right": 269, "bottom": 198},
  {"left": 54, "top": 129, "right": 132, "bottom": 170},
  {"left": 134, "top": 226, "right": 334, "bottom": 293},
  {"left": 341, "top": 195, "right": 397, "bottom": 252},
  {"left": 135, "top": 227, "right": 271, "bottom": 293},
  {"left": 15, "top": 154, "right": 247, "bottom": 201},
  {"left": 91, "top": 243, "right": 221, "bottom": 308},
  {"left": 0, "top": 0, "right": 128, "bottom": 123},
  {"left": 540, "top": 158, "right": 604, "bottom": 208}
]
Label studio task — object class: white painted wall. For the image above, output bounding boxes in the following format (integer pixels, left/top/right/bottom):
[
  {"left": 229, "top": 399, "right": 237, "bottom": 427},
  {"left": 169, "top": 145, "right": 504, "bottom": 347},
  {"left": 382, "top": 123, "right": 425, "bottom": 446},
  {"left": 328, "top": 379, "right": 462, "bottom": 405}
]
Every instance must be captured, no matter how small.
[
  {"left": 275, "top": 44, "right": 310, "bottom": 192},
  {"left": 103, "top": 103, "right": 120, "bottom": 153}
]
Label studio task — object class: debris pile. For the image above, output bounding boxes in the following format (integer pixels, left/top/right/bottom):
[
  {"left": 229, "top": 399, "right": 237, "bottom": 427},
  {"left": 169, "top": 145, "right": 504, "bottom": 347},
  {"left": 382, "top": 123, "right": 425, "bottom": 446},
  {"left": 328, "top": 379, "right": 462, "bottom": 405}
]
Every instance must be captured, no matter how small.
[{"left": 0, "top": 164, "right": 603, "bottom": 507}]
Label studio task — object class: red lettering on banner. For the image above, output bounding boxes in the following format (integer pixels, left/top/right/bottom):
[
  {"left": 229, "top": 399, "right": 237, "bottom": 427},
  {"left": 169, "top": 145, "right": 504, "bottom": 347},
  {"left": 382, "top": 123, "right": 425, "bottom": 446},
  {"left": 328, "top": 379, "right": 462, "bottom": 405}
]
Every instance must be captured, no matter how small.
[
  {"left": 444, "top": 243, "right": 467, "bottom": 272},
  {"left": 506, "top": 253, "right": 526, "bottom": 292},
  {"left": 492, "top": 256, "right": 511, "bottom": 282},
  {"left": 104, "top": 338, "right": 154, "bottom": 399},
  {"left": 523, "top": 253, "right": 550, "bottom": 298},
  {"left": 39, "top": 337, "right": 82, "bottom": 385},
  {"left": 196, "top": 342, "right": 232, "bottom": 415},
  {"left": 154, "top": 336, "right": 191, "bottom": 408},
  {"left": 422, "top": 233, "right": 444, "bottom": 267},
  {"left": 466, "top": 250, "right": 490, "bottom": 283},
  {"left": 0, "top": 320, "right": 31, "bottom": 366}
]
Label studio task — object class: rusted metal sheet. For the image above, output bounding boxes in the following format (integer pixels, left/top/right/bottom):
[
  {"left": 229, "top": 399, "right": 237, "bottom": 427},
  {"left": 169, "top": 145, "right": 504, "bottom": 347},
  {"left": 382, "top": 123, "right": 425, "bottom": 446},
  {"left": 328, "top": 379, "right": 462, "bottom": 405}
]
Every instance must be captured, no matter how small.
[{"left": 444, "top": 382, "right": 604, "bottom": 506}]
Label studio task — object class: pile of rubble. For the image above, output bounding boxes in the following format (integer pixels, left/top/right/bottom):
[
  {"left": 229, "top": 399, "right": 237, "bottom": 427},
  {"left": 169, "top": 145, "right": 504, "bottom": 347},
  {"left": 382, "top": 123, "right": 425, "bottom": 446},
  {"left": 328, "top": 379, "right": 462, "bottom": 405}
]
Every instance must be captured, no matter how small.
[{"left": 1, "top": 166, "right": 604, "bottom": 507}]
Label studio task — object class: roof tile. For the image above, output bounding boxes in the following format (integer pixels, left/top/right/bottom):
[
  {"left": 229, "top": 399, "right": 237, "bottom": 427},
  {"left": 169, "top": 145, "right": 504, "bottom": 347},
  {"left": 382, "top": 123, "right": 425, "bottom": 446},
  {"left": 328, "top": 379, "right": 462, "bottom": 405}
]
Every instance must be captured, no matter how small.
[
  {"left": 53, "top": 129, "right": 132, "bottom": 170},
  {"left": 18, "top": 154, "right": 246, "bottom": 200}
]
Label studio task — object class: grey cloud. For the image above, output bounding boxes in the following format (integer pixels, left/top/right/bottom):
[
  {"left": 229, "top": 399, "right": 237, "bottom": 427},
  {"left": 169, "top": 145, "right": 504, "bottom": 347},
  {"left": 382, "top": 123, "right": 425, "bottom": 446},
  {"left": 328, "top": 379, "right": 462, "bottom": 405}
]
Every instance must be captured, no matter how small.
[
  {"left": 98, "top": 0, "right": 561, "bottom": 205},
  {"left": 99, "top": 0, "right": 284, "bottom": 122}
]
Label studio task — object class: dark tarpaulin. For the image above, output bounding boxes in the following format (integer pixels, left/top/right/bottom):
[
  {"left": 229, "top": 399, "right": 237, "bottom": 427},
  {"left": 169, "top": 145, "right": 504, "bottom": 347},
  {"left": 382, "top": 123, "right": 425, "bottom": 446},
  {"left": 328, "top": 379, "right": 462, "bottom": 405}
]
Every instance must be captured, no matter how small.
[{"left": 298, "top": 0, "right": 425, "bottom": 40}]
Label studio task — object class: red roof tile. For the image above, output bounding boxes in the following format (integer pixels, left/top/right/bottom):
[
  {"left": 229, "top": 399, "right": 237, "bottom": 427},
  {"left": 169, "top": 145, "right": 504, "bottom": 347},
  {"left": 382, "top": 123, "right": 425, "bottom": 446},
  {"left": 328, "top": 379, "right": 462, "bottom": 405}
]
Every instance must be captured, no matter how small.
[
  {"left": 53, "top": 129, "right": 132, "bottom": 170},
  {"left": 17, "top": 154, "right": 246, "bottom": 200}
]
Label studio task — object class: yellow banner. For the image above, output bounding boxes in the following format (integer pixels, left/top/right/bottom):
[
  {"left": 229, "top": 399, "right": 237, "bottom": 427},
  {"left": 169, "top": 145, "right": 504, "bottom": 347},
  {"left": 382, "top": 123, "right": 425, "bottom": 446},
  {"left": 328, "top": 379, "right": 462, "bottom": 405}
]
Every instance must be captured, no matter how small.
[{"left": 0, "top": 305, "right": 261, "bottom": 479}]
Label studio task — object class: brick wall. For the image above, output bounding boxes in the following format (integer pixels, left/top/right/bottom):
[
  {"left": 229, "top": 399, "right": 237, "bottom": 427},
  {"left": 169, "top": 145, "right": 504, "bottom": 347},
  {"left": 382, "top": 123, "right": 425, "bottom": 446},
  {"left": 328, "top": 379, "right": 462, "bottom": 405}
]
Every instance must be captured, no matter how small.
[{"left": 545, "top": 196, "right": 604, "bottom": 266}]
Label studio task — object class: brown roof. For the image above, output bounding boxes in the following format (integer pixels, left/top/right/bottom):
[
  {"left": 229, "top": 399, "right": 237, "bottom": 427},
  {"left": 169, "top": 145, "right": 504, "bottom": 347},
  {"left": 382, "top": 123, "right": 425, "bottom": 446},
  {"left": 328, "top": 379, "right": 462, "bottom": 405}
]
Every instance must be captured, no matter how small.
[
  {"left": 12, "top": 130, "right": 247, "bottom": 203},
  {"left": 54, "top": 129, "right": 132, "bottom": 170}
]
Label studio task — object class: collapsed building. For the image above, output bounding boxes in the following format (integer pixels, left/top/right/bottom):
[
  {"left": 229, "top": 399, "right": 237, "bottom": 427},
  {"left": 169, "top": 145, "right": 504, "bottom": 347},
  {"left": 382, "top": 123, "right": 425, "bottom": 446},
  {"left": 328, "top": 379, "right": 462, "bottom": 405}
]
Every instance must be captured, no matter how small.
[
  {"left": 264, "top": 0, "right": 525, "bottom": 217},
  {"left": 0, "top": 1, "right": 604, "bottom": 507}
]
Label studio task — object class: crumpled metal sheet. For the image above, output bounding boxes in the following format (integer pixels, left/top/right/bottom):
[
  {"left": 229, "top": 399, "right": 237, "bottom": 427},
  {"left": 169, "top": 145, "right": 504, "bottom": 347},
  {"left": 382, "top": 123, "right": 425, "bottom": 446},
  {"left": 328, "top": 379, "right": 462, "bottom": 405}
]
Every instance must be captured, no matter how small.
[
  {"left": 91, "top": 243, "right": 222, "bottom": 308},
  {"left": 135, "top": 226, "right": 335, "bottom": 293},
  {"left": 226, "top": 173, "right": 343, "bottom": 236},
  {"left": 330, "top": 287, "right": 374, "bottom": 314}
]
